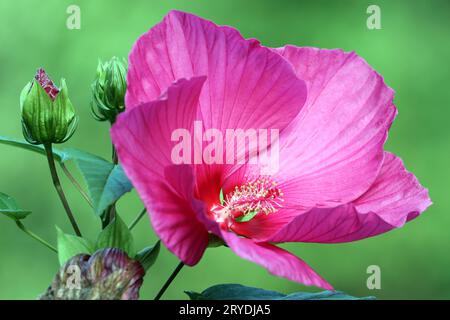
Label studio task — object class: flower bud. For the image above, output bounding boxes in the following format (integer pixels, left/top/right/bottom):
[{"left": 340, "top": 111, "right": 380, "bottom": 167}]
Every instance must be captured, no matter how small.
[
  {"left": 39, "top": 248, "right": 144, "bottom": 300},
  {"left": 91, "top": 57, "right": 127, "bottom": 123},
  {"left": 20, "top": 69, "right": 78, "bottom": 145}
]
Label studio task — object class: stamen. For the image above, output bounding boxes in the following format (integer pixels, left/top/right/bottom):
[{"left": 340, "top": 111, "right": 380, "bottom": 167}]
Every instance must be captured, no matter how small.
[{"left": 212, "top": 177, "right": 284, "bottom": 224}]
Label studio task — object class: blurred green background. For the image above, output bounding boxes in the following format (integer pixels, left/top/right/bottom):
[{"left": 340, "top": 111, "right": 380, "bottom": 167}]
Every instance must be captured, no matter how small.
[{"left": 0, "top": 0, "right": 449, "bottom": 300}]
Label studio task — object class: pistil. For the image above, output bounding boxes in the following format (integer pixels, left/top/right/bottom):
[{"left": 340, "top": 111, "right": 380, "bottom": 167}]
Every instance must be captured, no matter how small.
[{"left": 212, "top": 177, "right": 284, "bottom": 228}]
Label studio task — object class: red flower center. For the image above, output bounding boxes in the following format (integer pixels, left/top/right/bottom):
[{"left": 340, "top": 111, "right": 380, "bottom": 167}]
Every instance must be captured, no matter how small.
[{"left": 211, "top": 177, "right": 284, "bottom": 230}]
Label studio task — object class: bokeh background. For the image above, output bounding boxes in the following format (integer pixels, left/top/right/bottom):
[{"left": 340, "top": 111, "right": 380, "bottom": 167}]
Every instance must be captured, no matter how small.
[{"left": 0, "top": 0, "right": 449, "bottom": 300}]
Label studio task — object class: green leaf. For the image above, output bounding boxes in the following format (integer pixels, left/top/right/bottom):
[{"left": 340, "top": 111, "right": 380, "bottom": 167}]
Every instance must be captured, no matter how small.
[
  {"left": 0, "top": 135, "right": 67, "bottom": 162},
  {"left": 56, "top": 226, "right": 94, "bottom": 265},
  {"left": 135, "top": 241, "right": 160, "bottom": 271},
  {"left": 185, "top": 284, "right": 375, "bottom": 300},
  {"left": 235, "top": 211, "right": 259, "bottom": 223},
  {"left": 0, "top": 192, "right": 31, "bottom": 221},
  {"left": 63, "top": 149, "right": 133, "bottom": 215},
  {"left": 281, "top": 291, "right": 375, "bottom": 300},
  {"left": 96, "top": 215, "right": 134, "bottom": 256},
  {"left": 0, "top": 137, "right": 133, "bottom": 216}
]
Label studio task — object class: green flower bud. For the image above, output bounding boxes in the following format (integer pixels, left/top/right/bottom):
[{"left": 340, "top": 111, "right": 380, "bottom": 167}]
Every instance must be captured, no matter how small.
[
  {"left": 91, "top": 57, "right": 127, "bottom": 123},
  {"left": 20, "top": 69, "right": 78, "bottom": 145}
]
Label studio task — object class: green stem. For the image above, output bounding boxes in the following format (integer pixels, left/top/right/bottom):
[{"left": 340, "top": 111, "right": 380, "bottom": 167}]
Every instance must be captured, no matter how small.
[
  {"left": 128, "top": 208, "right": 147, "bottom": 230},
  {"left": 110, "top": 121, "right": 118, "bottom": 165},
  {"left": 101, "top": 212, "right": 110, "bottom": 229},
  {"left": 44, "top": 143, "right": 82, "bottom": 237},
  {"left": 104, "top": 143, "right": 118, "bottom": 227},
  {"left": 60, "top": 163, "right": 93, "bottom": 208},
  {"left": 112, "top": 143, "right": 118, "bottom": 165},
  {"left": 109, "top": 203, "right": 117, "bottom": 223},
  {"left": 154, "top": 261, "right": 185, "bottom": 300},
  {"left": 15, "top": 221, "right": 57, "bottom": 253}
]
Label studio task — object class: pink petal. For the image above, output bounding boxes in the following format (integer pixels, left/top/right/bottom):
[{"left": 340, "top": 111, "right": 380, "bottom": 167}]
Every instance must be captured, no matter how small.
[
  {"left": 353, "top": 152, "right": 431, "bottom": 227},
  {"left": 127, "top": 11, "right": 306, "bottom": 132},
  {"left": 274, "top": 46, "right": 397, "bottom": 208},
  {"left": 111, "top": 77, "right": 209, "bottom": 265},
  {"left": 127, "top": 11, "right": 307, "bottom": 203},
  {"left": 267, "top": 152, "right": 431, "bottom": 243},
  {"left": 221, "top": 231, "right": 333, "bottom": 290},
  {"left": 229, "top": 206, "right": 302, "bottom": 240}
]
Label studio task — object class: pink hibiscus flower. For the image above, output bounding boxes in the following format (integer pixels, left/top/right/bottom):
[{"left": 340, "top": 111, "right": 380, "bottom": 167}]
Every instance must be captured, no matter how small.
[{"left": 111, "top": 11, "right": 431, "bottom": 289}]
